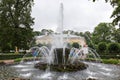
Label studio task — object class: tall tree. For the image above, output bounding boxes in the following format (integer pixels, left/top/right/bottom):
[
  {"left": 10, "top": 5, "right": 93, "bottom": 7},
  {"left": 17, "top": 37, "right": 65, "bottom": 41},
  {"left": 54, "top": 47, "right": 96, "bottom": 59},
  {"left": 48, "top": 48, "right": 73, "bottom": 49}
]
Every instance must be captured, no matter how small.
[
  {"left": 41, "top": 29, "right": 54, "bottom": 35},
  {"left": 0, "top": 0, "right": 34, "bottom": 52},
  {"left": 92, "top": 23, "right": 115, "bottom": 44},
  {"left": 33, "top": 31, "right": 42, "bottom": 36},
  {"left": 113, "top": 28, "right": 120, "bottom": 43},
  {"left": 83, "top": 31, "right": 94, "bottom": 48},
  {"left": 92, "top": 0, "right": 120, "bottom": 25}
]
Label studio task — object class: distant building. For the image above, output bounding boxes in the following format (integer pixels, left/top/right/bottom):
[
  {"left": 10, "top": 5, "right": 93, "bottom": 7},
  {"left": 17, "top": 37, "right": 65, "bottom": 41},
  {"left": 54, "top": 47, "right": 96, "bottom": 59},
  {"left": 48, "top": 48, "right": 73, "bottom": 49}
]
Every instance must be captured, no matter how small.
[{"left": 35, "top": 34, "right": 86, "bottom": 46}]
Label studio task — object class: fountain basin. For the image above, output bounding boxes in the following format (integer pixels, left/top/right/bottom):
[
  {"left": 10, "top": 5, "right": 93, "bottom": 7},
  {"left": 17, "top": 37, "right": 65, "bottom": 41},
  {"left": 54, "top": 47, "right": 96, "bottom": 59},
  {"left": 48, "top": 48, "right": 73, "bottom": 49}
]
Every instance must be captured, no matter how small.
[
  {"left": 35, "top": 48, "right": 88, "bottom": 72},
  {"left": 34, "top": 48, "right": 88, "bottom": 72},
  {"left": 34, "top": 61, "right": 88, "bottom": 72},
  {"left": 8, "top": 78, "right": 30, "bottom": 80},
  {"left": 86, "top": 77, "right": 97, "bottom": 80}
]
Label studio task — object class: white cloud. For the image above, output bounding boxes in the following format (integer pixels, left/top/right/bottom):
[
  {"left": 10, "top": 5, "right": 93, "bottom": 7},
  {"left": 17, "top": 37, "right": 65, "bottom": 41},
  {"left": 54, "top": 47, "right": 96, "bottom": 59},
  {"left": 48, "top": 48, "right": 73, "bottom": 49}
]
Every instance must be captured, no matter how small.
[{"left": 31, "top": 0, "right": 114, "bottom": 32}]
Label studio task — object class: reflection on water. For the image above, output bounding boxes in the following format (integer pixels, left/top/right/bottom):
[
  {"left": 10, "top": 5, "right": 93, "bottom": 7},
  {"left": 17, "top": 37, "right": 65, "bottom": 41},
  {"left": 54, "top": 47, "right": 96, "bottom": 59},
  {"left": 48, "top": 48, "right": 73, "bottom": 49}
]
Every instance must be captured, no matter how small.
[
  {"left": 0, "top": 62, "right": 120, "bottom": 80},
  {"left": 0, "top": 65, "right": 18, "bottom": 80}
]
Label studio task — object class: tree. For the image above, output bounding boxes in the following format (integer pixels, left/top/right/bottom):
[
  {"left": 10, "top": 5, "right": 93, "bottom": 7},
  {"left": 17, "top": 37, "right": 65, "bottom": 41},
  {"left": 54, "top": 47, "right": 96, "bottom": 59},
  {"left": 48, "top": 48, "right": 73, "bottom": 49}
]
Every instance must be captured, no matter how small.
[
  {"left": 63, "top": 30, "right": 75, "bottom": 35},
  {"left": 113, "top": 28, "right": 120, "bottom": 43},
  {"left": 41, "top": 29, "right": 54, "bottom": 35},
  {"left": 83, "top": 31, "right": 95, "bottom": 49},
  {"left": 92, "top": 23, "right": 115, "bottom": 44},
  {"left": 92, "top": 0, "right": 120, "bottom": 25},
  {"left": 0, "top": 0, "right": 34, "bottom": 52},
  {"left": 33, "top": 31, "right": 42, "bottom": 36},
  {"left": 79, "top": 32, "right": 84, "bottom": 37},
  {"left": 72, "top": 42, "right": 80, "bottom": 48}
]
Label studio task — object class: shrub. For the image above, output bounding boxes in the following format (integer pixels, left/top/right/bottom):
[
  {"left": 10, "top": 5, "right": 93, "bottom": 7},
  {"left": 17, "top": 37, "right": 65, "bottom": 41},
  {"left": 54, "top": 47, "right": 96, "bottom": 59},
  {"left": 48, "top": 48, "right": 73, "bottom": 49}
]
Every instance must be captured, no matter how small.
[
  {"left": 72, "top": 42, "right": 80, "bottom": 48},
  {"left": 0, "top": 54, "right": 24, "bottom": 60},
  {"left": 97, "top": 42, "right": 107, "bottom": 54},
  {"left": 108, "top": 43, "right": 120, "bottom": 54},
  {"left": 14, "top": 58, "right": 22, "bottom": 62}
]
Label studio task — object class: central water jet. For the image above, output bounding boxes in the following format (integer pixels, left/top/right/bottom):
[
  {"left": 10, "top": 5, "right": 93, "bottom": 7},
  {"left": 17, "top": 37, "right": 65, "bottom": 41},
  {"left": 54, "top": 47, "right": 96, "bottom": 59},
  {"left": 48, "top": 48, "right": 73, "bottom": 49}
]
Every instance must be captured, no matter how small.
[{"left": 33, "top": 3, "right": 88, "bottom": 72}]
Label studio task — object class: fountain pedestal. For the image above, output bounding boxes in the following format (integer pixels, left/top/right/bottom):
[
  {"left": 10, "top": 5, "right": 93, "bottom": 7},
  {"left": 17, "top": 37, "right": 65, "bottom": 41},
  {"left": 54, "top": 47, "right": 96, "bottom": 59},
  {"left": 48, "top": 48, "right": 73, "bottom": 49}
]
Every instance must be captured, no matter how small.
[
  {"left": 54, "top": 48, "right": 70, "bottom": 64},
  {"left": 34, "top": 48, "right": 88, "bottom": 72}
]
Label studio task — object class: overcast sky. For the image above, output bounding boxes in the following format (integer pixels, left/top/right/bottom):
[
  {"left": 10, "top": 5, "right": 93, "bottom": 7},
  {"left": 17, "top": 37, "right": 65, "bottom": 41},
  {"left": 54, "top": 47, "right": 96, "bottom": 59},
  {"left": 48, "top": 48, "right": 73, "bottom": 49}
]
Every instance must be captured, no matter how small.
[{"left": 31, "top": 0, "right": 114, "bottom": 32}]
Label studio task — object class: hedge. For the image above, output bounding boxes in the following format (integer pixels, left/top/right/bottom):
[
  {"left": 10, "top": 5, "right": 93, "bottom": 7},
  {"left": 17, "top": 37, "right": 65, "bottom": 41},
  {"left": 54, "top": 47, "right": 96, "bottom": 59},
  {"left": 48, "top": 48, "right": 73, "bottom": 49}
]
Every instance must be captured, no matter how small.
[
  {"left": 0, "top": 54, "right": 24, "bottom": 60},
  {"left": 97, "top": 42, "right": 107, "bottom": 53},
  {"left": 108, "top": 43, "right": 120, "bottom": 54}
]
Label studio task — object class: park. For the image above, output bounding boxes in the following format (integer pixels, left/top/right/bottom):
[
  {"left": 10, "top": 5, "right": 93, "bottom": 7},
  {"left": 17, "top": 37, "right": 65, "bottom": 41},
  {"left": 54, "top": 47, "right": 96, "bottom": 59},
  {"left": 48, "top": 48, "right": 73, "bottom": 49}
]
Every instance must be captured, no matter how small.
[{"left": 0, "top": 0, "right": 120, "bottom": 80}]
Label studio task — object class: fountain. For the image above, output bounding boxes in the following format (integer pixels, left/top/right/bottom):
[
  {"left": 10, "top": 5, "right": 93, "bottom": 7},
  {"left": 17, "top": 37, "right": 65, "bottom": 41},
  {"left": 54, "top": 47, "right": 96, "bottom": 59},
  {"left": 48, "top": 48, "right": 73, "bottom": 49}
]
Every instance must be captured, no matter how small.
[
  {"left": 11, "top": 2, "right": 98, "bottom": 80},
  {"left": 3, "top": 2, "right": 120, "bottom": 80},
  {"left": 30, "top": 3, "right": 88, "bottom": 72}
]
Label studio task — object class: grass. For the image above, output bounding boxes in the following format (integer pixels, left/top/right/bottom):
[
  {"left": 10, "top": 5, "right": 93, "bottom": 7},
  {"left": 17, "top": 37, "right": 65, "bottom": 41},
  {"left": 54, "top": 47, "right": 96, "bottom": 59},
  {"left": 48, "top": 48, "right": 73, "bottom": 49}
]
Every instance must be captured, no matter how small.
[
  {"left": 14, "top": 58, "right": 22, "bottom": 62},
  {"left": 102, "top": 59, "right": 119, "bottom": 64},
  {"left": 85, "top": 58, "right": 120, "bottom": 65},
  {"left": 14, "top": 57, "right": 41, "bottom": 62},
  {"left": 14, "top": 57, "right": 120, "bottom": 65}
]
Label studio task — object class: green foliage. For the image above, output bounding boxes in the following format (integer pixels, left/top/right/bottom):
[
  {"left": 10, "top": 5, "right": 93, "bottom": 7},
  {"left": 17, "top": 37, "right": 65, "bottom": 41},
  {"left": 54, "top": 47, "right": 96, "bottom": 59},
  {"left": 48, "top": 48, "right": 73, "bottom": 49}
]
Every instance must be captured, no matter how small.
[
  {"left": 0, "top": 0, "right": 34, "bottom": 52},
  {"left": 0, "top": 54, "right": 24, "bottom": 60},
  {"left": 85, "top": 58, "right": 101, "bottom": 62},
  {"left": 41, "top": 29, "right": 54, "bottom": 35},
  {"left": 110, "top": 0, "right": 120, "bottom": 25},
  {"left": 100, "top": 55, "right": 120, "bottom": 59},
  {"left": 63, "top": 30, "right": 75, "bottom": 35},
  {"left": 33, "top": 31, "right": 42, "bottom": 36},
  {"left": 92, "top": 0, "right": 120, "bottom": 25},
  {"left": 113, "top": 28, "right": 120, "bottom": 43},
  {"left": 102, "top": 59, "right": 119, "bottom": 64},
  {"left": 83, "top": 31, "right": 95, "bottom": 49},
  {"left": 92, "top": 23, "right": 115, "bottom": 44},
  {"left": 108, "top": 43, "right": 120, "bottom": 54},
  {"left": 72, "top": 42, "right": 80, "bottom": 48},
  {"left": 97, "top": 42, "right": 107, "bottom": 53},
  {"left": 14, "top": 58, "right": 22, "bottom": 62}
]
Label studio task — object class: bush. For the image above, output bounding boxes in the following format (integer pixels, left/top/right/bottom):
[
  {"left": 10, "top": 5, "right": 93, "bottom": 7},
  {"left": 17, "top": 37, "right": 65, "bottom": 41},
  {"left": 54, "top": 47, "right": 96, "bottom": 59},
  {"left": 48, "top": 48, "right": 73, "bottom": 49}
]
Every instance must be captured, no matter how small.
[
  {"left": 72, "top": 42, "right": 80, "bottom": 48},
  {"left": 108, "top": 43, "right": 120, "bottom": 54},
  {"left": 97, "top": 42, "right": 107, "bottom": 54},
  {"left": 0, "top": 54, "right": 24, "bottom": 60},
  {"left": 14, "top": 58, "right": 22, "bottom": 62}
]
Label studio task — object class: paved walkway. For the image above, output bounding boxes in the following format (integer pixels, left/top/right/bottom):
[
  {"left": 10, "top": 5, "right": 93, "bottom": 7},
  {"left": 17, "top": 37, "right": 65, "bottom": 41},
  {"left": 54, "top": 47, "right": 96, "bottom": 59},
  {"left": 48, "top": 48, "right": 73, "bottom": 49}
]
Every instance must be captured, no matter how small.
[{"left": 2, "top": 60, "right": 14, "bottom": 64}]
